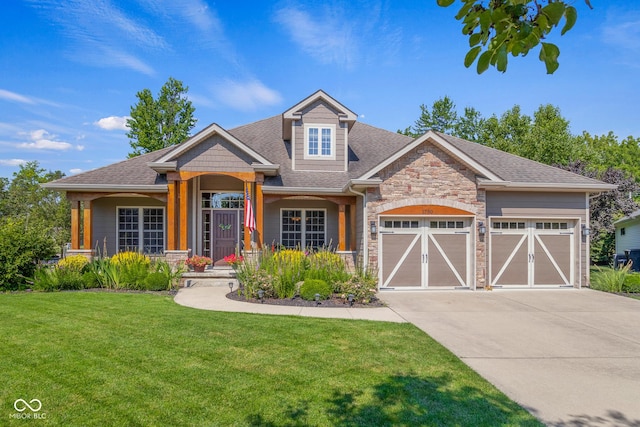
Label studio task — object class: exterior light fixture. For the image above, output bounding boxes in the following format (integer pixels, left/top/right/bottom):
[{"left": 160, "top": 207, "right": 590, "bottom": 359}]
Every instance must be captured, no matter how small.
[
  {"left": 370, "top": 221, "right": 377, "bottom": 236},
  {"left": 228, "top": 281, "right": 234, "bottom": 292},
  {"left": 315, "top": 293, "right": 321, "bottom": 305},
  {"left": 258, "top": 289, "right": 264, "bottom": 303},
  {"left": 582, "top": 224, "right": 590, "bottom": 236},
  {"left": 478, "top": 221, "right": 486, "bottom": 235},
  {"left": 347, "top": 294, "right": 355, "bottom": 307}
]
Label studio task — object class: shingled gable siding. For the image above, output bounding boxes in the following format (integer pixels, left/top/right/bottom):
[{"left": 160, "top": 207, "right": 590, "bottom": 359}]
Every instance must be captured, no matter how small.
[
  {"left": 293, "top": 100, "right": 347, "bottom": 172},
  {"left": 367, "top": 143, "right": 487, "bottom": 288},
  {"left": 177, "top": 134, "right": 255, "bottom": 172}
]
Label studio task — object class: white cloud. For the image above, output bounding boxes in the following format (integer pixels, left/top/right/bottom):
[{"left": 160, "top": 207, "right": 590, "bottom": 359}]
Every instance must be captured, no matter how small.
[
  {"left": 17, "top": 129, "right": 83, "bottom": 151},
  {"left": 0, "top": 159, "right": 27, "bottom": 167},
  {"left": 603, "top": 11, "right": 640, "bottom": 52},
  {"left": 69, "top": 168, "right": 84, "bottom": 174},
  {"left": 274, "top": 6, "right": 356, "bottom": 68},
  {"left": 94, "top": 116, "right": 130, "bottom": 131},
  {"left": 0, "top": 89, "right": 36, "bottom": 104},
  {"left": 214, "top": 80, "right": 282, "bottom": 111}
]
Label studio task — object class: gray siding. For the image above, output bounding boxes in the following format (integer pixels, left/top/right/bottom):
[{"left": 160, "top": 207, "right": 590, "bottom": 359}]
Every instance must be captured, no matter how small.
[
  {"left": 263, "top": 199, "right": 339, "bottom": 248},
  {"left": 486, "top": 192, "right": 586, "bottom": 218},
  {"left": 616, "top": 220, "right": 640, "bottom": 253},
  {"left": 292, "top": 101, "right": 347, "bottom": 172},
  {"left": 92, "top": 197, "right": 165, "bottom": 256},
  {"left": 178, "top": 135, "right": 254, "bottom": 172}
]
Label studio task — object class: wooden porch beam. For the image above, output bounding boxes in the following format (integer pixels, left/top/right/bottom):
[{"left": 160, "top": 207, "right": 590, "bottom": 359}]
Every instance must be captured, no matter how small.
[
  {"left": 338, "top": 204, "right": 346, "bottom": 252},
  {"left": 71, "top": 200, "right": 80, "bottom": 250},
  {"left": 83, "top": 200, "right": 92, "bottom": 251},
  {"left": 167, "top": 181, "right": 176, "bottom": 251}
]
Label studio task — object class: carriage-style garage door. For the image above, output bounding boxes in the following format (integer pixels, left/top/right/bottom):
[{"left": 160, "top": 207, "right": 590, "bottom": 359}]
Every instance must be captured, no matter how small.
[
  {"left": 489, "top": 219, "right": 575, "bottom": 287},
  {"left": 380, "top": 217, "right": 472, "bottom": 289}
]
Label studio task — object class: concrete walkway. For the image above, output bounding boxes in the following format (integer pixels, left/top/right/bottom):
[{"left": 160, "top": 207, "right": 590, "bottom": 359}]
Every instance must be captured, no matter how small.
[
  {"left": 379, "top": 289, "right": 640, "bottom": 427},
  {"left": 174, "top": 280, "right": 406, "bottom": 323}
]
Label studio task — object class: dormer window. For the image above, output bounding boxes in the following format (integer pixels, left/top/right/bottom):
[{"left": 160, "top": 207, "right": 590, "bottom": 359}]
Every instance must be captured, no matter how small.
[{"left": 304, "top": 124, "right": 335, "bottom": 159}]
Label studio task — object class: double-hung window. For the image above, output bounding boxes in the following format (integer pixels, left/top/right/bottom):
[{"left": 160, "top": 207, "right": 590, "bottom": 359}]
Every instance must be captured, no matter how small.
[
  {"left": 117, "top": 207, "right": 165, "bottom": 254},
  {"left": 305, "top": 124, "right": 335, "bottom": 159},
  {"left": 281, "top": 209, "right": 326, "bottom": 249}
]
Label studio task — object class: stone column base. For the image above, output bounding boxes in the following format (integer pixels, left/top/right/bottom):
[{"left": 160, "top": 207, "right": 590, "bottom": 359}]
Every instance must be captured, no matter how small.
[{"left": 164, "top": 250, "right": 189, "bottom": 270}]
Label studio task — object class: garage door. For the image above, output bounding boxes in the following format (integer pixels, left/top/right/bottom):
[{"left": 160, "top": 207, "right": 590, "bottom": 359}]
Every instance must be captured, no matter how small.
[
  {"left": 380, "top": 217, "right": 472, "bottom": 289},
  {"left": 489, "top": 219, "right": 575, "bottom": 287}
]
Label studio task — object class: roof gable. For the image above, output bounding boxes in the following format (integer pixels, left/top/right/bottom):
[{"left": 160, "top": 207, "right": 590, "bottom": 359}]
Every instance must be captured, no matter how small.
[
  {"left": 358, "top": 130, "right": 501, "bottom": 182},
  {"left": 149, "top": 123, "right": 276, "bottom": 173},
  {"left": 282, "top": 89, "right": 357, "bottom": 122}
]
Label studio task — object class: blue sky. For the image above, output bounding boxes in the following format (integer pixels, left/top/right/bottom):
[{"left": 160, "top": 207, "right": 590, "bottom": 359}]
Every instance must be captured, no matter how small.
[{"left": 1, "top": 1, "right": 639, "bottom": 179}]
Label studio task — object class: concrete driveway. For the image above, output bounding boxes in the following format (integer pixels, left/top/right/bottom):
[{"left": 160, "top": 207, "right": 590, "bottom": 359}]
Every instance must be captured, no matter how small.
[{"left": 378, "top": 289, "right": 640, "bottom": 426}]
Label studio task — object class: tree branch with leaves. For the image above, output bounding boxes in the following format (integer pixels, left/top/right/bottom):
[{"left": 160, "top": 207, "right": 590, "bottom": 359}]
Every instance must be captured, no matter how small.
[{"left": 437, "top": 0, "right": 593, "bottom": 74}]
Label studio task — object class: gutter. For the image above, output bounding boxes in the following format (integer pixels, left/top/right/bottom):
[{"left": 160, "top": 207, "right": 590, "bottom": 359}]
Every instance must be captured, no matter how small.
[
  {"left": 478, "top": 180, "right": 617, "bottom": 192},
  {"left": 41, "top": 183, "right": 169, "bottom": 193}
]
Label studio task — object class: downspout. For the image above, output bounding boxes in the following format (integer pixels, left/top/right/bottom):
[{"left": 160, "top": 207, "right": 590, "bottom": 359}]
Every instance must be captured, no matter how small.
[{"left": 348, "top": 185, "right": 367, "bottom": 272}]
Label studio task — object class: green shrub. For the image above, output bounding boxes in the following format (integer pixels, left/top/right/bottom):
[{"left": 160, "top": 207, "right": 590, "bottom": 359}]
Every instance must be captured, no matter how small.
[
  {"left": 238, "top": 269, "right": 275, "bottom": 299},
  {"left": 33, "top": 266, "right": 84, "bottom": 291},
  {"left": 591, "top": 264, "right": 631, "bottom": 293},
  {"left": 335, "top": 268, "right": 378, "bottom": 303},
  {"left": 623, "top": 273, "right": 640, "bottom": 293},
  {"left": 305, "top": 248, "right": 349, "bottom": 286},
  {"left": 144, "top": 272, "right": 170, "bottom": 291},
  {"left": 299, "top": 279, "right": 332, "bottom": 301},
  {"left": 0, "top": 217, "right": 56, "bottom": 290},
  {"left": 82, "top": 271, "right": 99, "bottom": 289}
]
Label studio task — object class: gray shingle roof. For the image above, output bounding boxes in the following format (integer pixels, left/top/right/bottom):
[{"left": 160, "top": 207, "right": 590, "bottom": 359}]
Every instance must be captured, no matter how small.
[
  {"left": 46, "top": 107, "right": 610, "bottom": 192},
  {"left": 434, "top": 132, "right": 610, "bottom": 187}
]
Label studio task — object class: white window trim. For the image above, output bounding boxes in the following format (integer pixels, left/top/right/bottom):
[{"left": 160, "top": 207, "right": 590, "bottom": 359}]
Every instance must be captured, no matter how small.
[
  {"left": 279, "top": 208, "right": 327, "bottom": 249},
  {"left": 303, "top": 124, "right": 336, "bottom": 160},
  {"left": 116, "top": 206, "right": 166, "bottom": 254}
]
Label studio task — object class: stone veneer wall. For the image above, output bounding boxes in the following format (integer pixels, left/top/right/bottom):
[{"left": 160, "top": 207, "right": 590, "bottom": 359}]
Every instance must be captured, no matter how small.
[{"left": 366, "top": 143, "right": 487, "bottom": 289}]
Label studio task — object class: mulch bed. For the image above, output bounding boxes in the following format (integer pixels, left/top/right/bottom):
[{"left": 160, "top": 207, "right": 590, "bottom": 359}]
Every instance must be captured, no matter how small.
[{"left": 226, "top": 291, "right": 385, "bottom": 308}]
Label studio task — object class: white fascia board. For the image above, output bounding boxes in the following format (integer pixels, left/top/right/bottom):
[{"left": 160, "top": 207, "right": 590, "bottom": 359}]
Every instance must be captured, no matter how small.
[
  {"left": 251, "top": 163, "right": 280, "bottom": 176},
  {"left": 357, "top": 130, "right": 502, "bottom": 182},
  {"left": 282, "top": 90, "right": 357, "bottom": 121},
  {"left": 154, "top": 123, "right": 274, "bottom": 166},
  {"left": 479, "top": 180, "right": 618, "bottom": 192},
  {"left": 342, "top": 178, "right": 382, "bottom": 191},
  {"left": 147, "top": 161, "right": 177, "bottom": 173},
  {"left": 42, "top": 183, "right": 168, "bottom": 192}
]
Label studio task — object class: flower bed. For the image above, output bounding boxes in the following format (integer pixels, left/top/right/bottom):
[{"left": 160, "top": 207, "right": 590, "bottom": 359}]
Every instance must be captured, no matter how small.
[{"left": 233, "top": 247, "right": 378, "bottom": 305}]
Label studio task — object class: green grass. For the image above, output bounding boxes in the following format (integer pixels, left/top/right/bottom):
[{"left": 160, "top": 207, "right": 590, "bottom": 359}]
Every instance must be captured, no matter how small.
[{"left": 0, "top": 292, "right": 541, "bottom": 426}]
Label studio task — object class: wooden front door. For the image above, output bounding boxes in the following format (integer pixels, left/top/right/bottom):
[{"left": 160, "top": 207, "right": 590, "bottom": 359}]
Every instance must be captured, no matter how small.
[{"left": 211, "top": 210, "right": 238, "bottom": 265}]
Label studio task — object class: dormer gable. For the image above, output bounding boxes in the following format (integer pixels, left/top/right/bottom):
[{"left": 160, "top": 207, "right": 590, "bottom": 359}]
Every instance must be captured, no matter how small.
[{"left": 282, "top": 90, "right": 357, "bottom": 172}]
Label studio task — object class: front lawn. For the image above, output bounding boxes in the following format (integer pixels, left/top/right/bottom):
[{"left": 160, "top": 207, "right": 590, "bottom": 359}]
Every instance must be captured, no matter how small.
[{"left": 1, "top": 292, "right": 540, "bottom": 426}]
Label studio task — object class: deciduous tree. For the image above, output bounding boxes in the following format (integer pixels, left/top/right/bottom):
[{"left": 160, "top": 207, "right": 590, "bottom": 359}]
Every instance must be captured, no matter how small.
[{"left": 127, "top": 77, "right": 197, "bottom": 157}]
